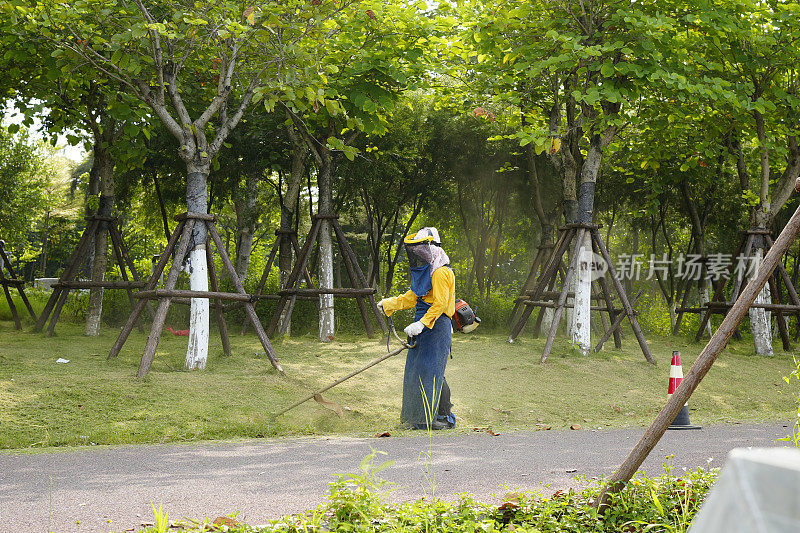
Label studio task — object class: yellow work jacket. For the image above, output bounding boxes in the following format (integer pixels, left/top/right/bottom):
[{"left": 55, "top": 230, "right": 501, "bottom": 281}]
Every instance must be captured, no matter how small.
[{"left": 382, "top": 266, "right": 456, "bottom": 329}]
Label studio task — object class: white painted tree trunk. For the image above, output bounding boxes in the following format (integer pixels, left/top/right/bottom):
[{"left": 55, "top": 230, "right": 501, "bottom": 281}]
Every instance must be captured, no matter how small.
[
  {"left": 185, "top": 247, "right": 210, "bottom": 369},
  {"left": 565, "top": 252, "right": 575, "bottom": 337},
  {"left": 316, "top": 152, "right": 335, "bottom": 342},
  {"left": 83, "top": 231, "right": 107, "bottom": 336},
  {"left": 84, "top": 148, "right": 115, "bottom": 337},
  {"left": 541, "top": 307, "right": 555, "bottom": 332},
  {"left": 571, "top": 232, "right": 592, "bottom": 354},
  {"left": 185, "top": 170, "right": 210, "bottom": 369},
  {"left": 318, "top": 220, "right": 335, "bottom": 342},
  {"left": 749, "top": 248, "right": 773, "bottom": 356},
  {"left": 699, "top": 284, "right": 713, "bottom": 338}
]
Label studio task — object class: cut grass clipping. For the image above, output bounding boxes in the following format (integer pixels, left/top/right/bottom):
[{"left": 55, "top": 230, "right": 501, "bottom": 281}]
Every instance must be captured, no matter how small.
[{"left": 0, "top": 319, "right": 796, "bottom": 449}]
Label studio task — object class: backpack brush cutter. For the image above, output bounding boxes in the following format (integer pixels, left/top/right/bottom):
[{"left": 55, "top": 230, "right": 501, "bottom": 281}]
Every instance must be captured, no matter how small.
[{"left": 273, "top": 300, "right": 480, "bottom": 417}]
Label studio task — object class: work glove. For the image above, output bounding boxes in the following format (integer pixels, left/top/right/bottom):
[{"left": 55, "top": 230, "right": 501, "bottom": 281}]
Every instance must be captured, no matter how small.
[
  {"left": 377, "top": 298, "right": 389, "bottom": 315},
  {"left": 404, "top": 320, "right": 425, "bottom": 337}
]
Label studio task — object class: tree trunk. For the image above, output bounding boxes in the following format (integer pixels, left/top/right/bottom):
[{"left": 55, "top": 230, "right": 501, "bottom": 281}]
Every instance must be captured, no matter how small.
[
  {"left": 562, "top": 148, "right": 579, "bottom": 336},
  {"left": 83, "top": 156, "right": 101, "bottom": 277},
  {"left": 540, "top": 222, "right": 557, "bottom": 332},
  {"left": 749, "top": 111, "right": 773, "bottom": 355},
  {"left": 317, "top": 153, "right": 335, "bottom": 342},
  {"left": 234, "top": 172, "right": 259, "bottom": 282},
  {"left": 697, "top": 238, "right": 713, "bottom": 338},
  {"left": 571, "top": 137, "right": 601, "bottom": 354},
  {"left": 185, "top": 168, "right": 210, "bottom": 370},
  {"left": 39, "top": 211, "right": 50, "bottom": 276},
  {"left": 84, "top": 147, "right": 115, "bottom": 336},
  {"left": 279, "top": 123, "right": 309, "bottom": 334},
  {"left": 749, "top": 245, "right": 773, "bottom": 356}
]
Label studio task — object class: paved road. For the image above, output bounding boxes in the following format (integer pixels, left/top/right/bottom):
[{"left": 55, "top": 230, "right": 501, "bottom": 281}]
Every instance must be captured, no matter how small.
[{"left": 0, "top": 422, "right": 791, "bottom": 532}]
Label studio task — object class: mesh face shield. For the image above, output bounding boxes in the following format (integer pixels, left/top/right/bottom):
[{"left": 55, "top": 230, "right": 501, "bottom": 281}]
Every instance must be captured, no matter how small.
[{"left": 405, "top": 242, "right": 433, "bottom": 269}]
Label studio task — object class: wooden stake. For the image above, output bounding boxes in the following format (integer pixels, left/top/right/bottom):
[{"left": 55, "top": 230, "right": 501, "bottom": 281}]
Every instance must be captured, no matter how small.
[
  {"left": 137, "top": 219, "right": 196, "bottom": 378},
  {"left": 695, "top": 234, "right": 750, "bottom": 341},
  {"left": 207, "top": 223, "right": 284, "bottom": 375},
  {"left": 331, "top": 220, "right": 388, "bottom": 335},
  {"left": 334, "top": 225, "right": 375, "bottom": 338},
  {"left": 267, "top": 219, "right": 321, "bottom": 336},
  {"left": 109, "top": 226, "right": 144, "bottom": 333},
  {"left": 509, "top": 245, "right": 545, "bottom": 326},
  {"left": 36, "top": 218, "right": 98, "bottom": 332},
  {"left": 509, "top": 227, "right": 574, "bottom": 342},
  {"left": 541, "top": 228, "right": 584, "bottom": 363},
  {"left": 596, "top": 202, "right": 800, "bottom": 513},
  {"left": 766, "top": 234, "right": 800, "bottom": 325},
  {"left": 591, "top": 229, "right": 655, "bottom": 364},
  {"left": 0, "top": 263, "right": 21, "bottom": 329},
  {"left": 241, "top": 236, "right": 279, "bottom": 335},
  {"left": 0, "top": 241, "right": 35, "bottom": 321},
  {"left": 206, "top": 239, "right": 232, "bottom": 357},
  {"left": 46, "top": 219, "right": 102, "bottom": 336},
  {"left": 595, "top": 290, "right": 642, "bottom": 353},
  {"left": 532, "top": 266, "right": 563, "bottom": 337},
  {"left": 108, "top": 220, "right": 186, "bottom": 359}
]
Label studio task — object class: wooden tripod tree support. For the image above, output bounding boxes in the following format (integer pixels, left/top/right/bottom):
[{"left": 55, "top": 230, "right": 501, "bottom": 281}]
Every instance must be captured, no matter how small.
[
  {"left": 106, "top": 212, "right": 284, "bottom": 379},
  {"left": 35, "top": 215, "right": 148, "bottom": 336},
  {"left": 0, "top": 240, "right": 37, "bottom": 329},
  {"left": 508, "top": 241, "right": 557, "bottom": 327},
  {"left": 672, "top": 256, "right": 710, "bottom": 332},
  {"left": 240, "top": 228, "right": 315, "bottom": 335},
  {"left": 266, "top": 214, "right": 388, "bottom": 338},
  {"left": 508, "top": 223, "right": 655, "bottom": 365},
  {"left": 692, "top": 228, "right": 800, "bottom": 349},
  {"left": 596, "top": 200, "right": 800, "bottom": 513}
]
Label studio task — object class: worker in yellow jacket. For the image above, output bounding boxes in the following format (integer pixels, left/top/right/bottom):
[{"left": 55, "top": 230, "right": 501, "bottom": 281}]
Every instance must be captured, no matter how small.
[{"left": 379, "top": 227, "right": 456, "bottom": 430}]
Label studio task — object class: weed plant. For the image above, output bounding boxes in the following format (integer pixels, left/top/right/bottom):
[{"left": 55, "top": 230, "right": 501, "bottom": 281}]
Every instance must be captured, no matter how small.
[{"left": 136, "top": 463, "right": 717, "bottom": 532}]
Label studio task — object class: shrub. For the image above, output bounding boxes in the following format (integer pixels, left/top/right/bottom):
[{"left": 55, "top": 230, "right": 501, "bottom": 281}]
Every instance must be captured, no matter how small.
[{"left": 262, "top": 464, "right": 718, "bottom": 533}]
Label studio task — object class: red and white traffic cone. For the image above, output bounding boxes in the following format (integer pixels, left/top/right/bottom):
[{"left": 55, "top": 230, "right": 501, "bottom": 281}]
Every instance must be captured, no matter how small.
[{"left": 667, "top": 351, "right": 701, "bottom": 430}]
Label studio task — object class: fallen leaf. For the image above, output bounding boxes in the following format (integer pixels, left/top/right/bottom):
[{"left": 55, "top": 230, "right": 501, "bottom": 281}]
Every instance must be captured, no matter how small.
[
  {"left": 497, "top": 501, "right": 518, "bottom": 511},
  {"left": 570, "top": 424, "right": 581, "bottom": 430},
  {"left": 90, "top": 353, "right": 99, "bottom": 356},
  {"left": 375, "top": 431, "right": 391, "bottom": 438},
  {"left": 213, "top": 516, "right": 239, "bottom": 528}
]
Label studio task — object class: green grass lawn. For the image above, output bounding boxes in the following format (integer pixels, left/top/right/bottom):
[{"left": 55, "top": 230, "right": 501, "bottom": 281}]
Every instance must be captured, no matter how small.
[{"left": 0, "top": 315, "right": 797, "bottom": 449}]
